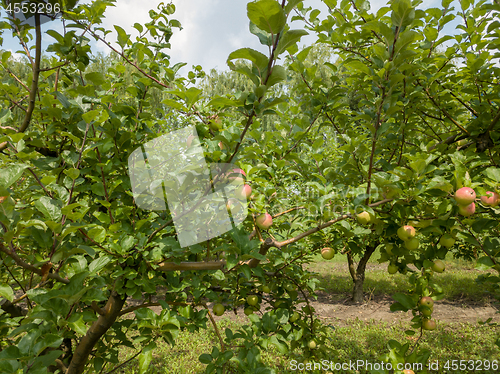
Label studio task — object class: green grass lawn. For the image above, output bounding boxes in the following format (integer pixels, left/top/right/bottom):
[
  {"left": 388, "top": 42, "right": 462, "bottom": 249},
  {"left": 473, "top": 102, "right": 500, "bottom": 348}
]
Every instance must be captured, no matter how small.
[{"left": 106, "top": 254, "right": 499, "bottom": 374}]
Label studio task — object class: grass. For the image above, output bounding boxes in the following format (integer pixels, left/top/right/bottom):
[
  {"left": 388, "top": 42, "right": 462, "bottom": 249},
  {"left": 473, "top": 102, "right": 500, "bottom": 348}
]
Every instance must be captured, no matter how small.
[
  {"left": 308, "top": 250, "right": 497, "bottom": 304},
  {"left": 103, "top": 254, "right": 499, "bottom": 374}
]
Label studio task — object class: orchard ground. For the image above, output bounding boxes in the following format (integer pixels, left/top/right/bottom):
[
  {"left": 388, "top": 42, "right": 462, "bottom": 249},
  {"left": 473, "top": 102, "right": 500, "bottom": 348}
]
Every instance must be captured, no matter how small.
[{"left": 112, "top": 252, "right": 499, "bottom": 374}]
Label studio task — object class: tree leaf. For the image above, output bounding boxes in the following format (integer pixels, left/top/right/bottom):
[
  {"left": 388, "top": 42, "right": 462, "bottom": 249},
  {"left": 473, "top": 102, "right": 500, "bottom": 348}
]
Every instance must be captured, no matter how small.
[
  {"left": 227, "top": 48, "right": 269, "bottom": 73},
  {"left": 0, "top": 164, "right": 28, "bottom": 189},
  {"left": 247, "top": 0, "right": 286, "bottom": 35},
  {"left": 34, "top": 197, "right": 62, "bottom": 222},
  {"left": 0, "top": 284, "right": 14, "bottom": 302},
  {"left": 276, "top": 29, "right": 308, "bottom": 55}
]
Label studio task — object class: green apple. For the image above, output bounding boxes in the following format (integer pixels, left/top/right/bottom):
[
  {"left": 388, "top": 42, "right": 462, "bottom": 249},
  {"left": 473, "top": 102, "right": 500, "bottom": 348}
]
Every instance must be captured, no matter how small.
[
  {"left": 431, "top": 259, "right": 445, "bottom": 273},
  {"left": 321, "top": 247, "right": 336, "bottom": 260},
  {"left": 289, "top": 311, "right": 300, "bottom": 323},
  {"left": 405, "top": 238, "right": 419, "bottom": 251},
  {"left": 455, "top": 187, "right": 476, "bottom": 205},
  {"left": 308, "top": 340, "right": 317, "bottom": 349},
  {"left": 247, "top": 295, "right": 259, "bottom": 306},
  {"left": 213, "top": 303, "right": 225, "bottom": 316},
  {"left": 422, "top": 318, "right": 436, "bottom": 330},
  {"left": 357, "top": 211, "right": 373, "bottom": 225},
  {"left": 439, "top": 234, "right": 455, "bottom": 248},
  {"left": 388, "top": 263, "right": 398, "bottom": 274},
  {"left": 244, "top": 307, "right": 254, "bottom": 316},
  {"left": 261, "top": 285, "right": 271, "bottom": 293}
]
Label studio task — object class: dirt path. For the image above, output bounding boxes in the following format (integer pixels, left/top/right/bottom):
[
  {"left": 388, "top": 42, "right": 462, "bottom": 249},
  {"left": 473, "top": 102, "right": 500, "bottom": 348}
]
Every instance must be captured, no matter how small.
[{"left": 127, "top": 292, "right": 500, "bottom": 326}]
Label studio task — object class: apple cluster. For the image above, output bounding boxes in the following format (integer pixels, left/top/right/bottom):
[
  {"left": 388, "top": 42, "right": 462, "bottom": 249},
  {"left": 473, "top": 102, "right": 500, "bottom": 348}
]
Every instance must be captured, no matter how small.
[
  {"left": 455, "top": 187, "right": 477, "bottom": 217},
  {"left": 397, "top": 225, "right": 419, "bottom": 251}
]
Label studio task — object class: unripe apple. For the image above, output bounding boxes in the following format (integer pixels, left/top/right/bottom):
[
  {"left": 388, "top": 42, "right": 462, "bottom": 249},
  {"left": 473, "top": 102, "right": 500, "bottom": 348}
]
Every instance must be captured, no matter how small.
[
  {"left": 237, "top": 184, "right": 252, "bottom": 200},
  {"left": 357, "top": 211, "right": 373, "bottom": 225},
  {"left": 213, "top": 303, "right": 225, "bottom": 316},
  {"left": 388, "top": 264, "right": 398, "bottom": 274},
  {"left": 405, "top": 238, "right": 419, "bottom": 251},
  {"left": 481, "top": 191, "right": 500, "bottom": 207},
  {"left": 247, "top": 295, "right": 259, "bottom": 306},
  {"left": 421, "top": 307, "right": 433, "bottom": 317},
  {"left": 289, "top": 311, "right": 300, "bottom": 323},
  {"left": 397, "top": 225, "right": 416, "bottom": 241},
  {"left": 209, "top": 118, "right": 222, "bottom": 131},
  {"left": 422, "top": 318, "right": 436, "bottom": 331},
  {"left": 321, "top": 247, "right": 336, "bottom": 260},
  {"left": 458, "top": 202, "right": 475, "bottom": 217},
  {"left": 439, "top": 234, "right": 455, "bottom": 248},
  {"left": 455, "top": 187, "right": 476, "bottom": 205},
  {"left": 261, "top": 285, "right": 271, "bottom": 293},
  {"left": 431, "top": 259, "right": 445, "bottom": 273},
  {"left": 308, "top": 340, "right": 317, "bottom": 349},
  {"left": 244, "top": 307, "right": 254, "bottom": 316},
  {"left": 256, "top": 213, "right": 273, "bottom": 230}
]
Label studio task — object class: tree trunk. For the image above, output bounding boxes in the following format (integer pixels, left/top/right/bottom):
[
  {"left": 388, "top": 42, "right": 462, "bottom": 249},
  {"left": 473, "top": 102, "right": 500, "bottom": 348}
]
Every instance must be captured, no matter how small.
[
  {"left": 66, "top": 291, "right": 126, "bottom": 374},
  {"left": 347, "top": 244, "right": 377, "bottom": 303}
]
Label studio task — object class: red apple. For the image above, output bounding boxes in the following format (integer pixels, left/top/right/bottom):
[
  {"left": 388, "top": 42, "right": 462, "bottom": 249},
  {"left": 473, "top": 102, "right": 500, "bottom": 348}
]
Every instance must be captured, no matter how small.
[
  {"left": 403, "top": 370, "right": 415, "bottom": 374},
  {"left": 419, "top": 296, "right": 434, "bottom": 309},
  {"left": 256, "top": 213, "right": 273, "bottom": 230},
  {"left": 455, "top": 187, "right": 476, "bottom": 205},
  {"left": 458, "top": 202, "right": 475, "bottom": 217},
  {"left": 397, "top": 225, "right": 416, "bottom": 241},
  {"left": 237, "top": 184, "right": 252, "bottom": 200},
  {"left": 218, "top": 141, "right": 225, "bottom": 150},
  {"left": 481, "top": 191, "right": 500, "bottom": 207}
]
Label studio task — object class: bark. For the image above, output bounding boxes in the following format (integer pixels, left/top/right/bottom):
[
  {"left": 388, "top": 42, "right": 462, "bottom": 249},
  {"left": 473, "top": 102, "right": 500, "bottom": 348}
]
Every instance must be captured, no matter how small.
[
  {"left": 66, "top": 291, "right": 126, "bottom": 374},
  {"left": 347, "top": 244, "right": 377, "bottom": 303}
]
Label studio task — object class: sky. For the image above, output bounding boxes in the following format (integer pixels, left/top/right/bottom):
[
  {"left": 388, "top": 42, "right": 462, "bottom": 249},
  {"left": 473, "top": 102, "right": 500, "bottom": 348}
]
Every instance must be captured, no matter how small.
[{"left": 1, "top": 0, "right": 459, "bottom": 75}]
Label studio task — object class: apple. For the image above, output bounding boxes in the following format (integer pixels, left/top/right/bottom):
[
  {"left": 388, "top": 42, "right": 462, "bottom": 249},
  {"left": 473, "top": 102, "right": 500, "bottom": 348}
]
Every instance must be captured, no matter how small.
[
  {"left": 405, "top": 238, "right": 419, "bottom": 251},
  {"left": 356, "top": 211, "right": 373, "bottom": 225},
  {"left": 213, "top": 303, "right": 225, "bottom": 316},
  {"left": 455, "top": 187, "right": 476, "bottom": 205},
  {"left": 321, "top": 247, "right": 336, "bottom": 260},
  {"left": 431, "top": 259, "right": 445, "bottom": 273},
  {"left": 261, "top": 285, "right": 271, "bottom": 293},
  {"left": 403, "top": 370, "right": 415, "bottom": 374},
  {"left": 0, "top": 196, "right": 6, "bottom": 204},
  {"left": 237, "top": 184, "right": 252, "bottom": 200},
  {"left": 458, "top": 202, "right": 475, "bottom": 217},
  {"left": 422, "top": 318, "right": 436, "bottom": 330},
  {"left": 419, "top": 296, "right": 434, "bottom": 309},
  {"left": 397, "top": 225, "right": 416, "bottom": 241},
  {"left": 481, "top": 191, "right": 500, "bottom": 207},
  {"left": 244, "top": 307, "right": 254, "bottom": 316},
  {"left": 421, "top": 307, "right": 433, "bottom": 317},
  {"left": 289, "top": 311, "right": 300, "bottom": 323},
  {"left": 218, "top": 141, "right": 225, "bottom": 150},
  {"left": 439, "top": 234, "right": 455, "bottom": 248},
  {"left": 256, "top": 213, "right": 273, "bottom": 230},
  {"left": 385, "top": 243, "right": 394, "bottom": 255},
  {"left": 308, "top": 340, "right": 317, "bottom": 349},
  {"left": 186, "top": 135, "right": 196, "bottom": 148},
  {"left": 247, "top": 295, "right": 259, "bottom": 306},
  {"left": 388, "top": 263, "right": 398, "bottom": 274}
]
